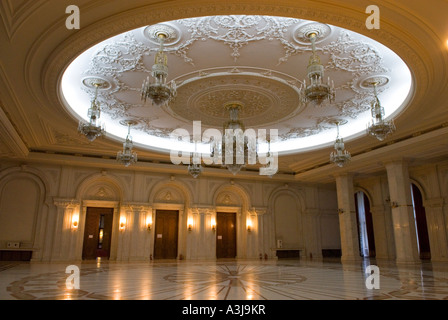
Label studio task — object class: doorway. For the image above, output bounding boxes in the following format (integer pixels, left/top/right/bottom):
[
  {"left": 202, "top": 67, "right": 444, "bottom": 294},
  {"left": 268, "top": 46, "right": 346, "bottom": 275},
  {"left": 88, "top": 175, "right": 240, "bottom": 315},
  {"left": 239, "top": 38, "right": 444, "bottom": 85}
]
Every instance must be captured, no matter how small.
[
  {"left": 354, "top": 192, "right": 376, "bottom": 258},
  {"left": 82, "top": 207, "right": 114, "bottom": 260},
  {"left": 154, "top": 210, "right": 179, "bottom": 259},
  {"left": 410, "top": 184, "right": 431, "bottom": 260},
  {"left": 216, "top": 212, "right": 237, "bottom": 259}
]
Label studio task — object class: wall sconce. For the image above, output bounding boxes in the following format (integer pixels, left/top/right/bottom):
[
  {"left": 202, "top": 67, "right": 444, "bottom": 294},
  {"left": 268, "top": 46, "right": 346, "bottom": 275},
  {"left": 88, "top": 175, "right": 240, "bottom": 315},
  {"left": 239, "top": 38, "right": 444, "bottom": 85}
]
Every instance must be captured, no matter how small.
[
  {"left": 71, "top": 214, "right": 79, "bottom": 230},
  {"left": 211, "top": 217, "right": 216, "bottom": 232},
  {"left": 119, "top": 216, "right": 126, "bottom": 231},
  {"left": 338, "top": 208, "right": 344, "bottom": 214},
  {"left": 247, "top": 218, "right": 252, "bottom": 233},
  {"left": 146, "top": 215, "right": 152, "bottom": 231},
  {"left": 187, "top": 217, "right": 193, "bottom": 232}
]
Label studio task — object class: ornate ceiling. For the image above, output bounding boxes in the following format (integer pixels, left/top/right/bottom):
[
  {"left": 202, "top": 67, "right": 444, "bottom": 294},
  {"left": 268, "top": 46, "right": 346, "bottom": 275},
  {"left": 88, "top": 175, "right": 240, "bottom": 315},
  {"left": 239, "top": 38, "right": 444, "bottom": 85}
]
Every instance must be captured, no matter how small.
[
  {"left": 0, "top": 0, "right": 447, "bottom": 182},
  {"left": 61, "top": 15, "right": 411, "bottom": 153}
]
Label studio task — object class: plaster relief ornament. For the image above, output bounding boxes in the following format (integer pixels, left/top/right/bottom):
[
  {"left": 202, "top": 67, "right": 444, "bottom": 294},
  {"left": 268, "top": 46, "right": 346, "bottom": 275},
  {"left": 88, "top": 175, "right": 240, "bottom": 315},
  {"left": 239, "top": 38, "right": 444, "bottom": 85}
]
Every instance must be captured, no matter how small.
[{"left": 61, "top": 14, "right": 412, "bottom": 161}]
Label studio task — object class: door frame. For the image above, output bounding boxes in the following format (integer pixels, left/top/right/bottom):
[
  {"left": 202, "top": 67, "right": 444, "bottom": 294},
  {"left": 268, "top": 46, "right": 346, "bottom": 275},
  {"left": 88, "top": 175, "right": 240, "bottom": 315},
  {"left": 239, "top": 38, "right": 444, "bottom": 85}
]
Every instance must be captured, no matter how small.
[
  {"left": 215, "top": 206, "right": 241, "bottom": 259},
  {"left": 151, "top": 203, "right": 185, "bottom": 260},
  {"left": 77, "top": 200, "right": 120, "bottom": 261},
  {"left": 82, "top": 207, "right": 114, "bottom": 260},
  {"left": 216, "top": 211, "right": 237, "bottom": 259},
  {"left": 154, "top": 209, "right": 179, "bottom": 259}
]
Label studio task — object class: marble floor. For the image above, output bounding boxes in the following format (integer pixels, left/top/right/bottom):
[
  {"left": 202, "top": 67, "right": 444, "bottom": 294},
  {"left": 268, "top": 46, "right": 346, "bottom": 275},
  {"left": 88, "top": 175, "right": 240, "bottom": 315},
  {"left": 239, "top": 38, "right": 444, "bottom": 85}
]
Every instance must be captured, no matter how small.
[{"left": 0, "top": 258, "right": 447, "bottom": 300}]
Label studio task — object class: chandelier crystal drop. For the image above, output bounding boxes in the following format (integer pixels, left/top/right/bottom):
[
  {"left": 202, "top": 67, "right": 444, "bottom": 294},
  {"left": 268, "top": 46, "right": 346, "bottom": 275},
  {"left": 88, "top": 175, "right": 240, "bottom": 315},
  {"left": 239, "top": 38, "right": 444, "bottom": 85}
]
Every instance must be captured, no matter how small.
[
  {"left": 78, "top": 83, "right": 105, "bottom": 141},
  {"left": 366, "top": 83, "right": 396, "bottom": 141},
  {"left": 141, "top": 33, "right": 177, "bottom": 106},
  {"left": 116, "top": 121, "right": 138, "bottom": 167},
  {"left": 330, "top": 121, "right": 351, "bottom": 167},
  {"left": 300, "top": 32, "right": 335, "bottom": 104}
]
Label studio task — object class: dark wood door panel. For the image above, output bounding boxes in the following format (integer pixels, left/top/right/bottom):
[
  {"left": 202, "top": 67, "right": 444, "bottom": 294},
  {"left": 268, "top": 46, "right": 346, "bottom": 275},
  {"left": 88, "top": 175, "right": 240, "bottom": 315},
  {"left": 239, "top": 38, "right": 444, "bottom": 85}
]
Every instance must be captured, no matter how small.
[
  {"left": 216, "top": 212, "right": 236, "bottom": 259},
  {"left": 154, "top": 210, "right": 179, "bottom": 259}
]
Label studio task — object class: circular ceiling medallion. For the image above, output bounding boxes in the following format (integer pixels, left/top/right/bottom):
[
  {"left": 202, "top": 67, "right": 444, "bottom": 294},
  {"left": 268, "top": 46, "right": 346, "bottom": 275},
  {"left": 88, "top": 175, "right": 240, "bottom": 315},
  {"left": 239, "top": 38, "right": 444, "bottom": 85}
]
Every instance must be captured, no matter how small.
[
  {"left": 166, "top": 74, "right": 302, "bottom": 128},
  {"left": 119, "top": 119, "right": 140, "bottom": 127},
  {"left": 82, "top": 77, "right": 111, "bottom": 90},
  {"left": 293, "top": 22, "right": 332, "bottom": 44},
  {"left": 327, "top": 118, "right": 348, "bottom": 126},
  {"left": 143, "top": 24, "right": 180, "bottom": 46},
  {"left": 360, "top": 76, "right": 390, "bottom": 89}
]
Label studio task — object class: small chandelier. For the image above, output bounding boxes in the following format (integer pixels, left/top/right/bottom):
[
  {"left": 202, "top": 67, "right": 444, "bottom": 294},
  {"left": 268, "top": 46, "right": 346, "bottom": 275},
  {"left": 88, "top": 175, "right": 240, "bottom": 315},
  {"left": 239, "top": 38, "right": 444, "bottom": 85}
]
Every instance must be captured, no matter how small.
[
  {"left": 366, "top": 82, "right": 396, "bottom": 141},
  {"left": 210, "top": 102, "right": 256, "bottom": 175},
  {"left": 188, "top": 141, "right": 203, "bottom": 178},
  {"left": 300, "top": 32, "right": 335, "bottom": 104},
  {"left": 78, "top": 82, "right": 105, "bottom": 141},
  {"left": 116, "top": 120, "right": 138, "bottom": 167},
  {"left": 330, "top": 120, "right": 351, "bottom": 167},
  {"left": 141, "top": 32, "right": 176, "bottom": 106}
]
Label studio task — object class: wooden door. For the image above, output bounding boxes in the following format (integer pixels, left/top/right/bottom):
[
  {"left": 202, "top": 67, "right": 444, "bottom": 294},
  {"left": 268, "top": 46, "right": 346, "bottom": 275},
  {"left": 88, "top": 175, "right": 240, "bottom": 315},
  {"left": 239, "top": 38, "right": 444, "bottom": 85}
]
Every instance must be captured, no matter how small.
[
  {"left": 216, "top": 212, "right": 237, "bottom": 259},
  {"left": 154, "top": 210, "right": 179, "bottom": 259},
  {"left": 82, "top": 207, "right": 114, "bottom": 260}
]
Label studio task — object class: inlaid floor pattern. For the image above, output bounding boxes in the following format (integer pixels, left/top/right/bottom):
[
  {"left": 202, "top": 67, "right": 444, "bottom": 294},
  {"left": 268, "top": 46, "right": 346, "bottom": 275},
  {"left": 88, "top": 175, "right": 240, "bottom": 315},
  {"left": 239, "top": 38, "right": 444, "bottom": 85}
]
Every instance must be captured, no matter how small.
[{"left": 0, "top": 259, "right": 447, "bottom": 300}]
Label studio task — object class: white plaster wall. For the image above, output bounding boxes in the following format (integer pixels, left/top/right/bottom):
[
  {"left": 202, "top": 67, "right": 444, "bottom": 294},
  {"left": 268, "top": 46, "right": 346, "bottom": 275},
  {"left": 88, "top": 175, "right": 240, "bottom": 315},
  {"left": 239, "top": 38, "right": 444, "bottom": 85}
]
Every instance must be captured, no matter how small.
[{"left": 0, "top": 160, "right": 348, "bottom": 262}]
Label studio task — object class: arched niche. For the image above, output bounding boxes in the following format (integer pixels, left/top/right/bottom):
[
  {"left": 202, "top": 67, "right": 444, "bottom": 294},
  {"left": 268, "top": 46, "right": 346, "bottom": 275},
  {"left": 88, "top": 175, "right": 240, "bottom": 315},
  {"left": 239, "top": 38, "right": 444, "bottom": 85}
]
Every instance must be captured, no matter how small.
[
  {"left": 0, "top": 167, "right": 48, "bottom": 255},
  {"left": 268, "top": 186, "right": 305, "bottom": 253}
]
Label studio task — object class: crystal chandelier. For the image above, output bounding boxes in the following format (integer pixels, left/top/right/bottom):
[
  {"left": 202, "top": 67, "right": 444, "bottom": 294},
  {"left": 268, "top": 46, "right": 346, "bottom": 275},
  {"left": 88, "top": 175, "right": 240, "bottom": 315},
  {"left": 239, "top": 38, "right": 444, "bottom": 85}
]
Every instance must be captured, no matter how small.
[
  {"left": 188, "top": 141, "right": 203, "bottom": 178},
  {"left": 116, "top": 120, "right": 138, "bottom": 167},
  {"left": 300, "top": 32, "right": 335, "bottom": 104},
  {"left": 210, "top": 102, "right": 257, "bottom": 175},
  {"left": 366, "top": 82, "right": 396, "bottom": 141},
  {"left": 330, "top": 120, "right": 351, "bottom": 167},
  {"left": 78, "top": 82, "right": 105, "bottom": 141},
  {"left": 141, "top": 32, "right": 176, "bottom": 106}
]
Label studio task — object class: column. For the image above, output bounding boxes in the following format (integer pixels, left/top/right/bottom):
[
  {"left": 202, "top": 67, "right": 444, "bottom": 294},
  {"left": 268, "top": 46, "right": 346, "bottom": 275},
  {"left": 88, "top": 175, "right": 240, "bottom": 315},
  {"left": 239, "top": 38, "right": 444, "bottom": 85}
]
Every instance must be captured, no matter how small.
[
  {"left": 335, "top": 173, "right": 361, "bottom": 262},
  {"left": 385, "top": 161, "right": 419, "bottom": 263},
  {"left": 424, "top": 198, "right": 448, "bottom": 261},
  {"left": 52, "top": 199, "right": 80, "bottom": 261},
  {"left": 116, "top": 204, "right": 134, "bottom": 261},
  {"left": 126, "top": 203, "right": 152, "bottom": 261},
  {"left": 303, "top": 208, "right": 323, "bottom": 259},
  {"left": 253, "top": 207, "right": 267, "bottom": 259}
]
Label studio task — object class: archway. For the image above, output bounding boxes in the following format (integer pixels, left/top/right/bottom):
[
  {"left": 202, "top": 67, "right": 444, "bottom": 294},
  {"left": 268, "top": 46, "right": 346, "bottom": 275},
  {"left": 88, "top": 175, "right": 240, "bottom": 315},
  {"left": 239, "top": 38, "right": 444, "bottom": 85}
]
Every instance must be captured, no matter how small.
[
  {"left": 410, "top": 183, "right": 431, "bottom": 260},
  {"left": 354, "top": 191, "right": 376, "bottom": 258}
]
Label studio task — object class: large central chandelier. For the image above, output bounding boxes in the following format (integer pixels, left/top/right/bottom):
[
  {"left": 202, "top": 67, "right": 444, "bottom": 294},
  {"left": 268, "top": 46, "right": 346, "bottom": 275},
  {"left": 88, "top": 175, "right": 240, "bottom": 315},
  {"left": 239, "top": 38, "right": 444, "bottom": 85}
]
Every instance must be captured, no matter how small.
[
  {"left": 300, "top": 32, "right": 335, "bottom": 104},
  {"left": 210, "top": 102, "right": 257, "bottom": 176},
  {"left": 141, "top": 32, "right": 177, "bottom": 106},
  {"left": 366, "top": 82, "right": 396, "bottom": 141},
  {"left": 116, "top": 120, "right": 138, "bottom": 167},
  {"left": 78, "top": 82, "right": 105, "bottom": 141},
  {"left": 330, "top": 120, "right": 351, "bottom": 167}
]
